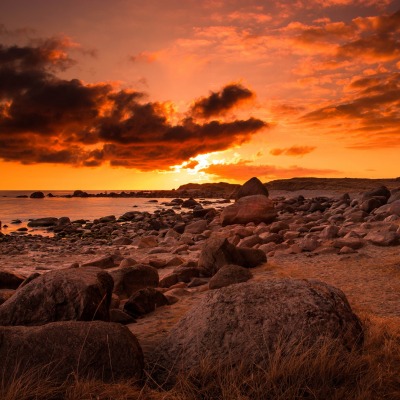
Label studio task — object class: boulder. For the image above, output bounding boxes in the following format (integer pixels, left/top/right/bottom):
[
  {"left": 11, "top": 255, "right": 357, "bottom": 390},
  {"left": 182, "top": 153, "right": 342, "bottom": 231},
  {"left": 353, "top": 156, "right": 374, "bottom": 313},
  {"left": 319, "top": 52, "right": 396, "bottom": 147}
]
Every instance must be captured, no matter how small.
[
  {"left": 29, "top": 191, "right": 45, "bottom": 199},
  {"left": 209, "top": 264, "right": 253, "bottom": 289},
  {"left": 236, "top": 247, "right": 267, "bottom": 268},
  {"left": 361, "top": 186, "right": 391, "bottom": 202},
  {"left": 152, "top": 279, "right": 363, "bottom": 376},
  {"left": 0, "top": 267, "right": 113, "bottom": 326},
  {"left": 27, "top": 217, "right": 58, "bottom": 227},
  {"left": 374, "top": 200, "right": 400, "bottom": 217},
  {"left": 221, "top": 195, "right": 276, "bottom": 226},
  {"left": 198, "top": 236, "right": 267, "bottom": 276},
  {"left": 184, "top": 219, "right": 208, "bottom": 234},
  {"left": 110, "top": 264, "right": 159, "bottom": 299},
  {"left": 198, "top": 237, "right": 244, "bottom": 276},
  {"left": 123, "top": 288, "right": 169, "bottom": 318},
  {"left": 235, "top": 177, "right": 269, "bottom": 200},
  {"left": 0, "top": 321, "right": 143, "bottom": 382},
  {"left": 388, "top": 191, "right": 400, "bottom": 204},
  {"left": 0, "top": 270, "right": 25, "bottom": 289}
]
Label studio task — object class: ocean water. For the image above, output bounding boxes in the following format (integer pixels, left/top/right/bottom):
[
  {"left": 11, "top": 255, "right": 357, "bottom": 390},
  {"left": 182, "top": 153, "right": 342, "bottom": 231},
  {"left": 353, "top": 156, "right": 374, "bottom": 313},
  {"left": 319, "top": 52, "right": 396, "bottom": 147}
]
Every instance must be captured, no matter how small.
[{"left": 0, "top": 190, "right": 220, "bottom": 236}]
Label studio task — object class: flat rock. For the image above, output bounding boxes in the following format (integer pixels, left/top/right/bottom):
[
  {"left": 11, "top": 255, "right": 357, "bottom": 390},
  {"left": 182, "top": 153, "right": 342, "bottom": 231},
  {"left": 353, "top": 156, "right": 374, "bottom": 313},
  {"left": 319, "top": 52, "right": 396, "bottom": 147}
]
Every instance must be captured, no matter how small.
[{"left": 27, "top": 217, "right": 58, "bottom": 227}]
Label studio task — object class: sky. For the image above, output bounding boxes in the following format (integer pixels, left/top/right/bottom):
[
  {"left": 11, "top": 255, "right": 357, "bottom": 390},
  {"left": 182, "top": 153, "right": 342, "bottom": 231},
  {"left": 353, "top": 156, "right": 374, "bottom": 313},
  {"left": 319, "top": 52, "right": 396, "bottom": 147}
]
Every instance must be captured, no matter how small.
[{"left": 0, "top": 0, "right": 399, "bottom": 190}]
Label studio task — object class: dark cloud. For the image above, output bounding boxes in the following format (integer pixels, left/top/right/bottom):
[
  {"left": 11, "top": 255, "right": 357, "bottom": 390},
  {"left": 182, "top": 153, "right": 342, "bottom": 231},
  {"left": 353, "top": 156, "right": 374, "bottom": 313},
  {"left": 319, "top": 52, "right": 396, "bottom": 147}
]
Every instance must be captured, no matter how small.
[
  {"left": 190, "top": 83, "right": 254, "bottom": 118},
  {"left": 0, "top": 38, "right": 267, "bottom": 170},
  {"left": 270, "top": 146, "right": 316, "bottom": 156}
]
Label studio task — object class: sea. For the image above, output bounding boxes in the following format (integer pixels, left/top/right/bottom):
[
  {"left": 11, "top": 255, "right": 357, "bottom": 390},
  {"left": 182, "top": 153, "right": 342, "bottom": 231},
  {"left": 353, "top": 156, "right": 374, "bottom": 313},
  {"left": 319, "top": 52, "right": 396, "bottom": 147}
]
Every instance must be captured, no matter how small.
[{"left": 0, "top": 190, "right": 222, "bottom": 236}]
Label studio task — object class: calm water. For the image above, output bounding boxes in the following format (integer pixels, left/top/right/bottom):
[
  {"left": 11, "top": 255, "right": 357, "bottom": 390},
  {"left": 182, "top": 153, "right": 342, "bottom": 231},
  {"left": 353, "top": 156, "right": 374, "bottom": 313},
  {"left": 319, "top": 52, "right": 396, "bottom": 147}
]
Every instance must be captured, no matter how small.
[{"left": 0, "top": 190, "right": 218, "bottom": 236}]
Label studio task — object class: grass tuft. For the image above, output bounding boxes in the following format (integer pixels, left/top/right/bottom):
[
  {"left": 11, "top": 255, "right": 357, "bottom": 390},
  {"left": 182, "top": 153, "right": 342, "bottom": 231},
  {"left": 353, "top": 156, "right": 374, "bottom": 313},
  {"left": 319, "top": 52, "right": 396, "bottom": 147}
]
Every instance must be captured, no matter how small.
[{"left": 1, "top": 315, "right": 399, "bottom": 400}]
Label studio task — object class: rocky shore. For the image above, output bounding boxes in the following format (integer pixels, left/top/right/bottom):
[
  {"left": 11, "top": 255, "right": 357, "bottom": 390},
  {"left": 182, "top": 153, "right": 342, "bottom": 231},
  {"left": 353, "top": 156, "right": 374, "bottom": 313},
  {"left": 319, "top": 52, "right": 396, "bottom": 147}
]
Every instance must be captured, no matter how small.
[{"left": 0, "top": 177, "right": 400, "bottom": 389}]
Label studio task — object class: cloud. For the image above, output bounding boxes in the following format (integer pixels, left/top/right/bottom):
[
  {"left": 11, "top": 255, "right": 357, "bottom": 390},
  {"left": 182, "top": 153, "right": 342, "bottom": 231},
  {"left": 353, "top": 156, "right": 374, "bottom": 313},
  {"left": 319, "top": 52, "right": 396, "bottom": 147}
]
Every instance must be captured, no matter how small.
[
  {"left": 201, "top": 160, "right": 339, "bottom": 181},
  {"left": 301, "top": 71, "right": 400, "bottom": 147},
  {"left": 270, "top": 146, "right": 316, "bottom": 156},
  {"left": 0, "top": 38, "right": 267, "bottom": 170},
  {"left": 190, "top": 83, "right": 254, "bottom": 118}
]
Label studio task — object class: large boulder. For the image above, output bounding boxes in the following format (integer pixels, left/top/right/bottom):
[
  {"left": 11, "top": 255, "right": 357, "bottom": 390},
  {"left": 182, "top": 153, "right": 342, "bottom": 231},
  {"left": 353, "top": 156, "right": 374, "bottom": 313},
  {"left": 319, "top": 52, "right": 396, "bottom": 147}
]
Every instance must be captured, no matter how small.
[
  {"left": 110, "top": 264, "right": 159, "bottom": 299},
  {"left": 221, "top": 195, "right": 277, "bottom": 226},
  {"left": 0, "top": 267, "right": 113, "bottom": 326},
  {"left": 152, "top": 279, "right": 363, "bottom": 376},
  {"left": 0, "top": 270, "right": 25, "bottom": 289},
  {"left": 0, "top": 321, "right": 143, "bottom": 382},
  {"left": 235, "top": 177, "right": 269, "bottom": 200}
]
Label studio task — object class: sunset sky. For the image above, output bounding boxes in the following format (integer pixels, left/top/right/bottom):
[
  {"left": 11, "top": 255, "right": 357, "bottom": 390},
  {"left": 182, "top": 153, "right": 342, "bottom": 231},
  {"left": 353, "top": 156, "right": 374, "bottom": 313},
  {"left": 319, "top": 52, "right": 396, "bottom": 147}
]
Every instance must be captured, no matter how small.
[{"left": 0, "top": 0, "right": 399, "bottom": 189}]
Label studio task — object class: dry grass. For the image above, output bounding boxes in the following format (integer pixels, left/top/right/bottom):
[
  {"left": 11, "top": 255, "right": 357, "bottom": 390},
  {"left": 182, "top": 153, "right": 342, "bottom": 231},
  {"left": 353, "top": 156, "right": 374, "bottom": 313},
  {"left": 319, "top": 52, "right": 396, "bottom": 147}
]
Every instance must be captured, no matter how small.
[{"left": 1, "top": 315, "right": 399, "bottom": 400}]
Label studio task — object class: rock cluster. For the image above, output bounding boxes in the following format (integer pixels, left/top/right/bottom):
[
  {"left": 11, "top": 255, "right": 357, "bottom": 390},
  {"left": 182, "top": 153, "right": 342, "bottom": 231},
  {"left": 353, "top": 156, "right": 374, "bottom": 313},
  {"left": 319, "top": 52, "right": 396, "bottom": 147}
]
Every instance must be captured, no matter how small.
[{"left": 2, "top": 178, "right": 399, "bottom": 385}]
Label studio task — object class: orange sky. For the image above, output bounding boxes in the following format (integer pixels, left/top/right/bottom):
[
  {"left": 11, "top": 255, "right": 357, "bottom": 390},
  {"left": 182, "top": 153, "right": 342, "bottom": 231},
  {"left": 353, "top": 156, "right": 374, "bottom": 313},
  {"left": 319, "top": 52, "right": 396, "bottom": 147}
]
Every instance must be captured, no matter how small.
[{"left": 0, "top": 0, "right": 399, "bottom": 189}]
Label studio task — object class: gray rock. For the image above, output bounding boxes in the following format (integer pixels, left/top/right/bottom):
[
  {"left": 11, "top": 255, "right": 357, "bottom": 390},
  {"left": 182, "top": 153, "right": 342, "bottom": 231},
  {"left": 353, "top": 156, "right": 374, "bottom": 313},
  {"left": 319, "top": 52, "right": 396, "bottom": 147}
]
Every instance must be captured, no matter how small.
[
  {"left": 209, "top": 264, "right": 253, "bottom": 289},
  {"left": 221, "top": 195, "right": 277, "bottom": 226},
  {"left": 0, "top": 268, "right": 113, "bottom": 326},
  {"left": 110, "top": 264, "right": 159, "bottom": 299},
  {"left": 153, "top": 279, "right": 363, "bottom": 376},
  {"left": 0, "top": 321, "right": 143, "bottom": 382}
]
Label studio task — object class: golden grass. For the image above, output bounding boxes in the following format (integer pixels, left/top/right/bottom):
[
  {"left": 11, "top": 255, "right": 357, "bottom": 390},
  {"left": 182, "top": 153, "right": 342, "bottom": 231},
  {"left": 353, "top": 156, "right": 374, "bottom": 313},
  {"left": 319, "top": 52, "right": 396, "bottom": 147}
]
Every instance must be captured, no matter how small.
[{"left": 1, "top": 315, "right": 399, "bottom": 400}]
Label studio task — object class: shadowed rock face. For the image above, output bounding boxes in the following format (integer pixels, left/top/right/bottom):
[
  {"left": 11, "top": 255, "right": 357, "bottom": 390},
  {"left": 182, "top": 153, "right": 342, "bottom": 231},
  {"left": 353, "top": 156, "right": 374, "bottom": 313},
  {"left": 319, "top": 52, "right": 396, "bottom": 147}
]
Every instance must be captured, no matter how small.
[
  {"left": 198, "top": 236, "right": 267, "bottom": 277},
  {"left": 152, "top": 279, "right": 363, "bottom": 375},
  {"left": 110, "top": 264, "right": 159, "bottom": 299},
  {"left": 235, "top": 177, "right": 269, "bottom": 200},
  {"left": 0, "top": 270, "right": 25, "bottom": 289},
  {"left": 0, "top": 321, "right": 144, "bottom": 382},
  {"left": 0, "top": 267, "right": 113, "bottom": 326}
]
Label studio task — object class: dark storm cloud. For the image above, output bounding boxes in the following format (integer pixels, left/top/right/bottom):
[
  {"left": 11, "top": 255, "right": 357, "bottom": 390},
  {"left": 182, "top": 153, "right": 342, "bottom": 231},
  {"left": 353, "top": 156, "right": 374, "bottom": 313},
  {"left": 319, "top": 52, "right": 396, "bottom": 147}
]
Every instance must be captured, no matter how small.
[
  {"left": 190, "top": 83, "right": 254, "bottom": 118},
  {"left": 0, "top": 38, "right": 267, "bottom": 169}
]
